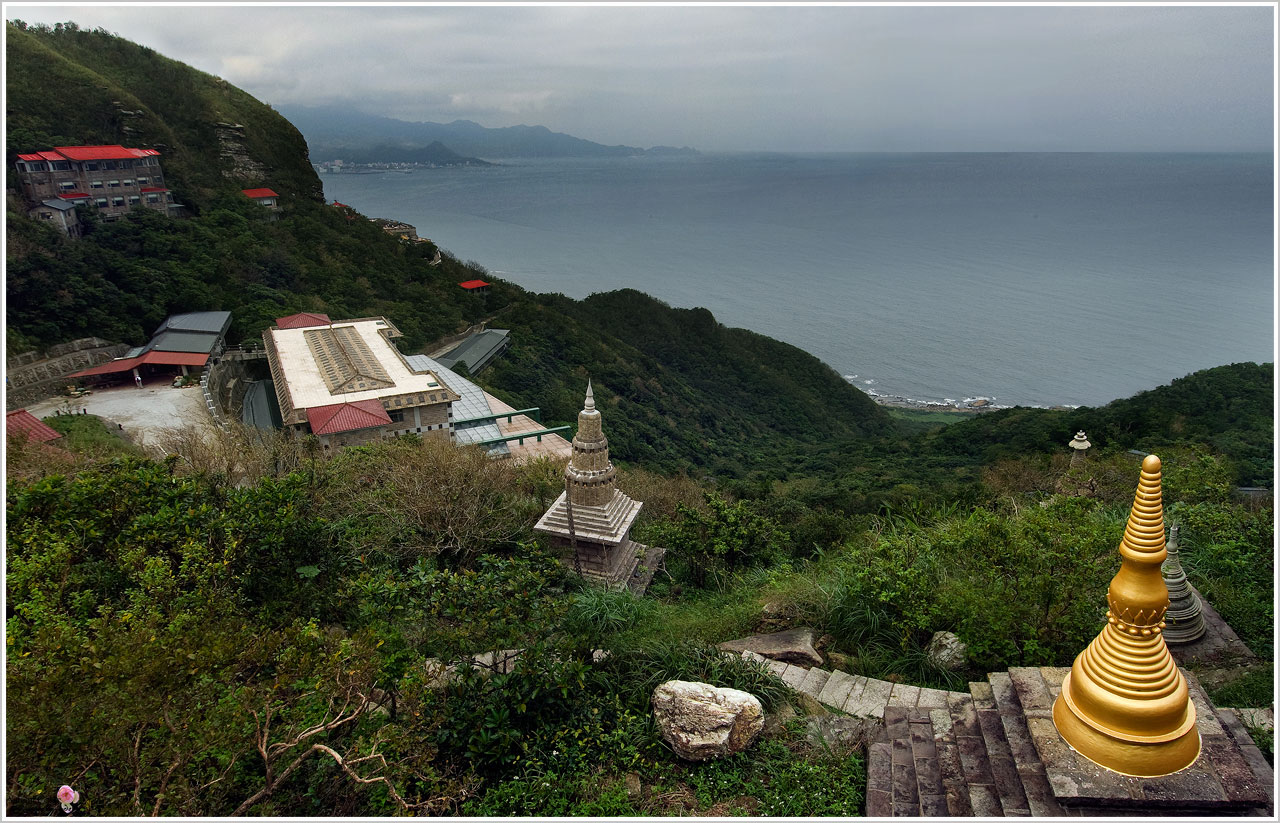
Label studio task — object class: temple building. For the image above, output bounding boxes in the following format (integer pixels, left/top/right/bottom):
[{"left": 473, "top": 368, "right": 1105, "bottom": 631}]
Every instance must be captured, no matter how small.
[
  {"left": 263, "top": 314, "right": 460, "bottom": 451},
  {"left": 14, "top": 145, "right": 181, "bottom": 229},
  {"left": 534, "top": 381, "right": 649, "bottom": 587}
]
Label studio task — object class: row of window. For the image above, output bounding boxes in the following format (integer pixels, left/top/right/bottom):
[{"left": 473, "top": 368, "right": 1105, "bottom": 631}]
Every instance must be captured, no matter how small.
[
  {"left": 57, "top": 177, "right": 154, "bottom": 191},
  {"left": 89, "top": 194, "right": 167, "bottom": 208},
  {"left": 18, "top": 157, "right": 160, "bottom": 173}
]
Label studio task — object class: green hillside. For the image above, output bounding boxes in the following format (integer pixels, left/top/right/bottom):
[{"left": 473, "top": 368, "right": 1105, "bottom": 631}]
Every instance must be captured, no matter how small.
[{"left": 4, "top": 21, "right": 892, "bottom": 475}]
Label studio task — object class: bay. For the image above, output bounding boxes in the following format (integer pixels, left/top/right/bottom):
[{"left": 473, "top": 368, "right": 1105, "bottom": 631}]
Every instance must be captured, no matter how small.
[{"left": 320, "top": 152, "right": 1274, "bottom": 408}]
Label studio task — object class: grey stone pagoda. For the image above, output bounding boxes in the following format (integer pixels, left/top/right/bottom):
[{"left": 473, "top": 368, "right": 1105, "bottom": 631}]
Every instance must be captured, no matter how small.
[
  {"left": 1161, "top": 522, "right": 1206, "bottom": 644},
  {"left": 1067, "top": 431, "right": 1091, "bottom": 466},
  {"left": 534, "top": 381, "right": 644, "bottom": 587}
]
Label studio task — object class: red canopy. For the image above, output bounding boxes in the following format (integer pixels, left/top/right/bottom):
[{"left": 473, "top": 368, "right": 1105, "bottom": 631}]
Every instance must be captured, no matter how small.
[
  {"left": 306, "top": 400, "right": 391, "bottom": 436},
  {"left": 68, "top": 351, "right": 208, "bottom": 378},
  {"left": 459, "top": 279, "right": 491, "bottom": 290}
]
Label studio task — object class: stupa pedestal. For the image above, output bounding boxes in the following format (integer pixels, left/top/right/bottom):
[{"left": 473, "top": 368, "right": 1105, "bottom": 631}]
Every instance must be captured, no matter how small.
[{"left": 534, "top": 381, "right": 644, "bottom": 588}]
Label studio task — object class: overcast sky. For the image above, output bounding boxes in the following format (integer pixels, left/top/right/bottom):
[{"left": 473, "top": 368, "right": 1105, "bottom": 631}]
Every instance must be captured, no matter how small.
[{"left": 6, "top": 4, "right": 1274, "bottom": 152}]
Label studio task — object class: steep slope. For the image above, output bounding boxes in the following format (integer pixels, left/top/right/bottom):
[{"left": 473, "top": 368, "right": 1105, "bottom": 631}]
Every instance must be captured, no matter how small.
[{"left": 6, "top": 21, "right": 321, "bottom": 206}]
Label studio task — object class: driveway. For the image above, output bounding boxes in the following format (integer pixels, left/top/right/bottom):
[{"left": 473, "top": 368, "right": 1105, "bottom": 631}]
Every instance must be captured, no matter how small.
[{"left": 26, "top": 379, "right": 214, "bottom": 451}]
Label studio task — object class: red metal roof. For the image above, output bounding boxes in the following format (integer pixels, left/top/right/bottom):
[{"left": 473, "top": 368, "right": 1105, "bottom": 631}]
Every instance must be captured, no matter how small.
[
  {"left": 6, "top": 409, "right": 62, "bottom": 443},
  {"left": 306, "top": 400, "right": 392, "bottom": 436},
  {"left": 459, "top": 279, "right": 491, "bottom": 290},
  {"left": 51, "top": 145, "right": 160, "bottom": 161},
  {"left": 140, "top": 187, "right": 169, "bottom": 193},
  {"left": 57, "top": 192, "right": 91, "bottom": 200},
  {"left": 68, "top": 351, "right": 208, "bottom": 378},
  {"left": 275, "top": 312, "right": 332, "bottom": 329},
  {"left": 17, "top": 153, "right": 42, "bottom": 162},
  {"left": 242, "top": 188, "right": 279, "bottom": 199}
]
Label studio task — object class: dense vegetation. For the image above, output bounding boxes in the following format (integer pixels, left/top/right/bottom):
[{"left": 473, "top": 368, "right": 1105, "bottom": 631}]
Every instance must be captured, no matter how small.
[{"left": 5, "top": 20, "right": 1273, "bottom": 817}]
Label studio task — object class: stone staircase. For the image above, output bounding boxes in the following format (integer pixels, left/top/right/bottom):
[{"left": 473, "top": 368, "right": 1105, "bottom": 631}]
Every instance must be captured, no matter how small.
[
  {"left": 734, "top": 651, "right": 1273, "bottom": 816},
  {"left": 861, "top": 666, "right": 1274, "bottom": 817}
]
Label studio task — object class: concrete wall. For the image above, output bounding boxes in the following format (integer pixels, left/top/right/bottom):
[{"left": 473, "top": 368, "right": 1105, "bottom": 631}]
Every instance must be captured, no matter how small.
[{"left": 6, "top": 338, "right": 131, "bottom": 410}]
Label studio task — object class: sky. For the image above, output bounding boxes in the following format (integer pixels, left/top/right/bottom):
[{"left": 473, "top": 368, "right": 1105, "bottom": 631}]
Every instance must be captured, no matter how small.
[{"left": 5, "top": 4, "right": 1274, "bottom": 152}]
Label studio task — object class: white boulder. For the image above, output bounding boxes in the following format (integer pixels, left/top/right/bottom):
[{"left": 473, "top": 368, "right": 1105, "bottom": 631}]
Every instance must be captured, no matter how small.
[
  {"left": 652, "top": 680, "right": 764, "bottom": 761},
  {"left": 926, "top": 631, "right": 967, "bottom": 671}
]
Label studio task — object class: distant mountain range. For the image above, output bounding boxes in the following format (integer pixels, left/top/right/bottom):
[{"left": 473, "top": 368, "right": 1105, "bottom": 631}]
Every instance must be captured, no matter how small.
[{"left": 277, "top": 104, "right": 699, "bottom": 161}]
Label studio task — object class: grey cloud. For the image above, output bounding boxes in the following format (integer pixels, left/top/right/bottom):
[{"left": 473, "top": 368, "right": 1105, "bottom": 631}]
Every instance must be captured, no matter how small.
[{"left": 6, "top": 5, "right": 1272, "bottom": 151}]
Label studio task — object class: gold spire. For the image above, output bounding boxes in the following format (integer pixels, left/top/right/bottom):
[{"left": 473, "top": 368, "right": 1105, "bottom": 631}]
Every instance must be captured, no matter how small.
[{"left": 1052, "top": 454, "right": 1200, "bottom": 776}]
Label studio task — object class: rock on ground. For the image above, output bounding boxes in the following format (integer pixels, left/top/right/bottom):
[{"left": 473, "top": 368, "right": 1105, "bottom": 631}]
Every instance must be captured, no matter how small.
[
  {"left": 652, "top": 680, "right": 764, "bottom": 761},
  {"left": 926, "top": 631, "right": 967, "bottom": 671},
  {"left": 717, "top": 627, "right": 824, "bottom": 667}
]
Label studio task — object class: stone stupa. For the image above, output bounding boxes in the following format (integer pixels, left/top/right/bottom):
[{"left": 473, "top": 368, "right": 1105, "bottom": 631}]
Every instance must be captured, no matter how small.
[
  {"left": 1068, "top": 431, "right": 1092, "bottom": 466},
  {"left": 1161, "top": 522, "right": 1206, "bottom": 644},
  {"left": 534, "top": 381, "right": 645, "bottom": 587}
]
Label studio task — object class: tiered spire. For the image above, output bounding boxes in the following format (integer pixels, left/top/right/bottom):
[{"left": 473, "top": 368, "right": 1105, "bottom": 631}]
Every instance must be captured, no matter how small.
[
  {"left": 1160, "top": 523, "right": 1206, "bottom": 644},
  {"left": 1052, "top": 454, "right": 1200, "bottom": 776},
  {"left": 1068, "top": 431, "right": 1091, "bottom": 466}
]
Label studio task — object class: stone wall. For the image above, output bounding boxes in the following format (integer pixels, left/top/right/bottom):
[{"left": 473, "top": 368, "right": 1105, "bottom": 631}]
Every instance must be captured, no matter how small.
[
  {"left": 6, "top": 338, "right": 130, "bottom": 410},
  {"left": 204, "top": 349, "right": 267, "bottom": 425}
]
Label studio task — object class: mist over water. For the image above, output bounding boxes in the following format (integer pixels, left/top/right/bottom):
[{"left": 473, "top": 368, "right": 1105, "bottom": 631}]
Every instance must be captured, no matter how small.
[{"left": 321, "top": 153, "right": 1273, "bottom": 408}]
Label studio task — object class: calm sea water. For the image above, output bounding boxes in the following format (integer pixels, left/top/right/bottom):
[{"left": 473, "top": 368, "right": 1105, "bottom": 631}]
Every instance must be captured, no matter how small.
[{"left": 321, "top": 153, "right": 1274, "bottom": 408}]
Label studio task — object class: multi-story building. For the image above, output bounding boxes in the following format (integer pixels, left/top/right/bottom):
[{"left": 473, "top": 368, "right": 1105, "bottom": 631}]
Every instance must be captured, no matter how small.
[
  {"left": 14, "top": 144, "right": 181, "bottom": 222},
  {"left": 263, "top": 313, "right": 460, "bottom": 451}
]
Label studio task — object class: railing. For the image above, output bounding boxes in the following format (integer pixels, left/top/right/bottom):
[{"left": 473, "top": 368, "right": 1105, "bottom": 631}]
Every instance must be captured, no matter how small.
[
  {"left": 468, "top": 425, "right": 571, "bottom": 448},
  {"left": 452, "top": 407, "right": 542, "bottom": 426}
]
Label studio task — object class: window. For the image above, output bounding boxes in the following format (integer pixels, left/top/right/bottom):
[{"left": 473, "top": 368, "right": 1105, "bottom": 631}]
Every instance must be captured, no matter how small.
[
  {"left": 136, "top": 176, "right": 149, "bottom": 185},
  {"left": 90, "top": 180, "right": 104, "bottom": 189},
  {"left": 95, "top": 198, "right": 108, "bottom": 208},
  {"left": 51, "top": 161, "right": 70, "bottom": 171},
  {"left": 123, "top": 179, "right": 134, "bottom": 187},
  {"left": 86, "top": 162, "right": 99, "bottom": 171},
  {"left": 129, "top": 196, "right": 140, "bottom": 205},
  {"left": 107, "top": 180, "right": 120, "bottom": 188},
  {"left": 39, "top": 212, "right": 53, "bottom": 220},
  {"left": 146, "top": 194, "right": 159, "bottom": 203},
  {"left": 27, "top": 162, "right": 46, "bottom": 172},
  {"left": 120, "top": 159, "right": 133, "bottom": 169},
  {"left": 389, "top": 410, "right": 406, "bottom": 423},
  {"left": 102, "top": 161, "right": 116, "bottom": 170},
  {"left": 58, "top": 182, "right": 76, "bottom": 190},
  {"left": 111, "top": 197, "right": 124, "bottom": 207}
]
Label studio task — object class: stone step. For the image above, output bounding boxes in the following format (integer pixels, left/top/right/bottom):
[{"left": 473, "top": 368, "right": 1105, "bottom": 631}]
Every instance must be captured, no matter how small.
[
  {"left": 970, "top": 680, "right": 1031, "bottom": 815},
  {"left": 990, "top": 670, "right": 1063, "bottom": 817},
  {"left": 950, "top": 689, "right": 1005, "bottom": 816}
]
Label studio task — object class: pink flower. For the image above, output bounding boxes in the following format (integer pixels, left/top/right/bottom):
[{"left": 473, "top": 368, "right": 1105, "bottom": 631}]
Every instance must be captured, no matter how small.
[{"left": 57, "top": 785, "right": 79, "bottom": 813}]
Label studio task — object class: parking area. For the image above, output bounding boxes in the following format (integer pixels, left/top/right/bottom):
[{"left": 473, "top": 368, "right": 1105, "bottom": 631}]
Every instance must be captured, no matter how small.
[{"left": 26, "top": 379, "right": 214, "bottom": 451}]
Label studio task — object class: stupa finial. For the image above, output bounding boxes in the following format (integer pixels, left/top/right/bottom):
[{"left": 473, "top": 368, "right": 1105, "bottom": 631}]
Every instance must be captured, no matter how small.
[
  {"left": 1052, "top": 454, "right": 1200, "bottom": 776},
  {"left": 584, "top": 378, "right": 595, "bottom": 411}
]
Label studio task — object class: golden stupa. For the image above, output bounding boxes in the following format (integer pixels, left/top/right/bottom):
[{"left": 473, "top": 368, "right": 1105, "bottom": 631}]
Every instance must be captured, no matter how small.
[{"left": 1052, "top": 454, "right": 1201, "bottom": 777}]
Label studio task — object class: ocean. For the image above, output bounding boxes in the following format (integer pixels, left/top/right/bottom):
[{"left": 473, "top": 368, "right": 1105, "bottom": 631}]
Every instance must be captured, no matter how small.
[{"left": 320, "top": 152, "right": 1274, "bottom": 408}]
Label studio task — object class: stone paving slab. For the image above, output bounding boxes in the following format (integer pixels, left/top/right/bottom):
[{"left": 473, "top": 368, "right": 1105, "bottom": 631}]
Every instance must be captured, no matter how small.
[
  {"left": 1009, "top": 666, "right": 1055, "bottom": 714},
  {"left": 916, "top": 687, "right": 951, "bottom": 709},
  {"left": 888, "top": 682, "right": 921, "bottom": 708},
  {"left": 847, "top": 676, "right": 893, "bottom": 718},
  {"left": 765, "top": 659, "right": 789, "bottom": 678},
  {"left": 967, "top": 782, "right": 1004, "bottom": 817},
  {"left": 816, "top": 668, "right": 859, "bottom": 709},
  {"left": 797, "top": 666, "right": 830, "bottom": 700},
  {"left": 891, "top": 737, "right": 920, "bottom": 816},
  {"left": 867, "top": 740, "right": 893, "bottom": 818},
  {"left": 1216, "top": 708, "right": 1274, "bottom": 815},
  {"left": 779, "top": 663, "right": 808, "bottom": 691},
  {"left": 929, "top": 707, "right": 954, "bottom": 738}
]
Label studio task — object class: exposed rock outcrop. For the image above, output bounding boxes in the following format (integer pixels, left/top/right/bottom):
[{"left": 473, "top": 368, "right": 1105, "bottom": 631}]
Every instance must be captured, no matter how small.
[{"left": 717, "top": 627, "right": 823, "bottom": 667}]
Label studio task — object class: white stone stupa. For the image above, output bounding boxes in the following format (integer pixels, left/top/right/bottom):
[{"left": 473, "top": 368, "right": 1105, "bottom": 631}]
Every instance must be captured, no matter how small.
[{"left": 534, "top": 381, "right": 644, "bottom": 586}]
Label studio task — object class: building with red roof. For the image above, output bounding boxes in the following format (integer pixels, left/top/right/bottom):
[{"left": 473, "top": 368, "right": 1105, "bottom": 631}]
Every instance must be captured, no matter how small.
[
  {"left": 459, "top": 279, "right": 491, "bottom": 292},
  {"left": 14, "top": 144, "right": 180, "bottom": 231},
  {"left": 263, "top": 314, "right": 461, "bottom": 451},
  {"left": 5, "top": 409, "right": 62, "bottom": 444},
  {"left": 242, "top": 188, "right": 280, "bottom": 209}
]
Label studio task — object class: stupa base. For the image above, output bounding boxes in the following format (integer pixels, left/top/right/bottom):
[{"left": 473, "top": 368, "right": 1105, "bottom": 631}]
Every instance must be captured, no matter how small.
[{"left": 1052, "top": 671, "right": 1202, "bottom": 778}]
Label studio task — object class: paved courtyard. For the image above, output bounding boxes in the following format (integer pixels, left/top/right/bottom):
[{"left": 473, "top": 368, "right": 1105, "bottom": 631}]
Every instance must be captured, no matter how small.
[{"left": 25, "top": 379, "right": 213, "bottom": 451}]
